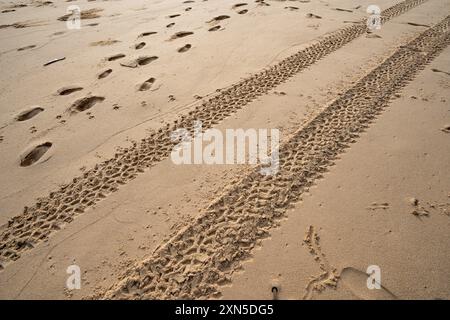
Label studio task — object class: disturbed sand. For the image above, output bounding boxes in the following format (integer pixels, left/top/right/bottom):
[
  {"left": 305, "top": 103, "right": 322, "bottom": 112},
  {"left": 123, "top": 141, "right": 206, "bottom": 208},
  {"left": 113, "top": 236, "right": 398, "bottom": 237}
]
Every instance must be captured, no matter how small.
[{"left": 0, "top": 0, "right": 449, "bottom": 299}]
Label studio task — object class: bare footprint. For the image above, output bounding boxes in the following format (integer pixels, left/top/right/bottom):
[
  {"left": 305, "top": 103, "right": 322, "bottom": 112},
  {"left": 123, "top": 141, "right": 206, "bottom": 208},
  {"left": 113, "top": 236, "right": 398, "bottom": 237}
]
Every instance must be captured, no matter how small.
[
  {"left": 57, "top": 85, "right": 83, "bottom": 96},
  {"left": 69, "top": 96, "right": 105, "bottom": 113},
  {"left": 16, "top": 107, "right": 44, "bottom": 121},
  {"left": 137, "top": 77, "right": 156, "bottom": 91},
  {"left": 177, "top": 44, "right": 192, "bottom": 53},
  {"left": 20, "top": 142, "right": 52, "bottom": 167},
  {"left": 97, "top": 68, "right": 112, "bottom": 79}
]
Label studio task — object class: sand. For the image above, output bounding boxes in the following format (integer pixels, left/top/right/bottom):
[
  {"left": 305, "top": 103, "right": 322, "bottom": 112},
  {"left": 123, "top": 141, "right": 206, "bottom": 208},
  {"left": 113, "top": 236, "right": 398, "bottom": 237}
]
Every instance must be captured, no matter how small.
[{"left": 0, "top": 0, "right": 449, "bottom": 299}]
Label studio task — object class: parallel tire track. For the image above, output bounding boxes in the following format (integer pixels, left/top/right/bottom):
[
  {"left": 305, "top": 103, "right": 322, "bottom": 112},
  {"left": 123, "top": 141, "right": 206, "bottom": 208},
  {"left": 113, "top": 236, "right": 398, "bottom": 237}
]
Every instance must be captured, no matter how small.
[
  {"left": 99, "top": 16, "right": 450, "bottom": 299},
  {"left": 0, "top": 0, "right": 429, "bottom": 268}
]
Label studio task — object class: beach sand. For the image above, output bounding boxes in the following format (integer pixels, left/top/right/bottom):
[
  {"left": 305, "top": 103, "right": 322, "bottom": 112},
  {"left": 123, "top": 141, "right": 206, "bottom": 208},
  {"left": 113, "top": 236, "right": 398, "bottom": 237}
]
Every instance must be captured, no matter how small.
[{"left": 0, "top": 0, "right": 449, "bottom": 299}]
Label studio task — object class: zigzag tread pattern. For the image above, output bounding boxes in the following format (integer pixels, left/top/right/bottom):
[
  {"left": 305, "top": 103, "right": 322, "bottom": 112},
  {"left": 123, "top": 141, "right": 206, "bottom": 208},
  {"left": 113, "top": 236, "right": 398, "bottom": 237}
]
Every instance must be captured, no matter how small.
[
  {"left": 98, "top": 16, "right": 450, "bottom": 299},
  {"left": 0, "top": 0, "right": 429, "bottom": 269}
]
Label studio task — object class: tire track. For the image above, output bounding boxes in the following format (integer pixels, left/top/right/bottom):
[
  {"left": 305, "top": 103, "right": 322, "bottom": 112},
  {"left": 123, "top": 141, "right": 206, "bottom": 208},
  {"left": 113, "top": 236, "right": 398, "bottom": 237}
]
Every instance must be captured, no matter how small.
[
  {"left": 0, "top": 0, "right": 429, "bottom": 269},
  {"left": 98, "top": 16, "right": 450, "bottom": 299}
]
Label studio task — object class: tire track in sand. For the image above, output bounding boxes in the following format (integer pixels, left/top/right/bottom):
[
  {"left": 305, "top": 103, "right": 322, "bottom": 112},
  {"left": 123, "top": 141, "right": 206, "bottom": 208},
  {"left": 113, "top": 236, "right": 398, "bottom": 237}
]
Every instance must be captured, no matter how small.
[
  {"left": 98, "top": 16, "right": 450, "bottom": 299},
  {"left": 0, "top": 0, "right": 429, "bottom": 269}
]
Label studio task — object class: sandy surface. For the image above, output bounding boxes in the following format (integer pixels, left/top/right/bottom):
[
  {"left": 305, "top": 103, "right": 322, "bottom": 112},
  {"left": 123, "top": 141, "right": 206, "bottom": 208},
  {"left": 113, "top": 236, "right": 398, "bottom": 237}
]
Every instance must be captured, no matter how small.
[{"left": 0, "top": 0, "right": 449, "bottom": 299}]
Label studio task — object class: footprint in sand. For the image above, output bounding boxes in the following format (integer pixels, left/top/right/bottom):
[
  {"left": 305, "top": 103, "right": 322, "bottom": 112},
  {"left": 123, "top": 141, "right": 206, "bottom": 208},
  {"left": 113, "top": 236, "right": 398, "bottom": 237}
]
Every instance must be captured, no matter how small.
[
  {"left": 406, "top": 22, "right": 430, "bottom": 27},
  {"left": 208, "top": 25, "right": 221, "bottom": 32},
  {"left": 137, "top": 77, "right": 156, "bottom": 91},
  {"left": 17, "top": 45, "right": 36, "bottom": 51},
  {"left": 431, "top": 68, "right": 450, "bottom": 76},
  {"left": 255, "top": 0, "right": 270, "bottom": 6},
  {"left": 407, "top": 197, "right": 430, "bottom": 218},
  {"left": 441, "top": 124, "right": 450, "bottom": 133},
  {"left": 134, "top": 42, "right": 146, "bottom": 49},
  {"left": 340, "top": 267, "right": 397, "bottom": 300},
  {"left": 366, "top": 202, "right": 389, "bottom": 211},
  {"left": 285, "top": 6, "right": 299, "bottom": 11},
  {"left": 9, "top": 4, "right": 27, "bottom": 8},
  {"left": 366, "top": 33, "right": 382, "bottom": 39},
  {"left": 97, "top": 68, "right": 112, "bottom": 79},
  {"left": 344, "top": 20, "right": 363, "bottom": 24},
  {"left": 168, "top": 14, "right": 181, "bottom": 18},
  {"left": 120, "top": 56, "right": 158, "bottom": 68},
  {"left": 106, "top": 53, "right": 125, "bottom": 61},
  {"left": 1, "top": 20, "right": 47, "bottom": 29},
  {"left": 57, "top": 85, "right": 83, "bottom": 96},
  {"left": 16, "top": 106, "right": 44, "bottom": 122},
  {"left": 169, "top": 31, "right": 194, "bottom": 40},
  {"left": 177, "top": 44, "right": 192, "bottom": 53},
  {"left": 166, "top": 22, "right": 175, "bottom": 28},
  {"left": 36, "top": 1, "right": 53, "bottom": 7},
  {"left": 20, "top": 142, "right": 53, "bottom": 167},
  {"left": 185, "top": 7, "right": 192, "bottom": 11},
  {"left": 69, "top": 96, "right": 105, "bottom": 113},
  {"left": 207, "top": 15, "right": 230, "bottom": 24},
  {"left": 90, "top": 39, "right": 120, "bottom": 46},
  {"left": 334, "top": 8, "right": 353, "bottom": 13},
  {"left": 237, "top": 9, "right": 248, "bottom": 14},
  {"left": 138, "top": 31, "right": 157, "bottom": 38},
  {"left": 306, "top": 13, "right": 322, "bottom": 19},
  {"left": 57, "top": 8, "right": 103, "bottom": 21},
  {"left": 232, "top": 3, "right": 247, "bottom": 9}
]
